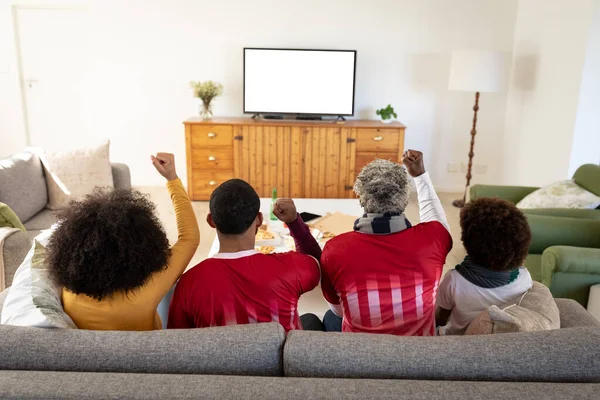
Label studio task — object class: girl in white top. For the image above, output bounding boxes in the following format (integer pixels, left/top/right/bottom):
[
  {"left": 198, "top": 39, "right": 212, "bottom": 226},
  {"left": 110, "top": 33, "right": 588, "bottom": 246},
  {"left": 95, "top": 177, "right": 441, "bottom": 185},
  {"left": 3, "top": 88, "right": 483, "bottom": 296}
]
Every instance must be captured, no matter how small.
[{"left": 436, "top": 198, "right": 533, "bottom": 335}]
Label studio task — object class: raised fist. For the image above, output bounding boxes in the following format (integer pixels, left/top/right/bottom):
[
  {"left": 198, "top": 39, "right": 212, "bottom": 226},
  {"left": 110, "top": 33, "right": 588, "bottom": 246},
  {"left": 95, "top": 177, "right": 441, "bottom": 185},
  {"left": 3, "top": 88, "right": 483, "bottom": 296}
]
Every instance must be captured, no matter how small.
[
  {"left": 273, "top": 198, "right": 298, "bottom": 224},
  {"left": 151, "top": 153, "right": 178, "bottom": 181},
  {"left": 402, "top": 149, "right": 426, "bottom": 178}
]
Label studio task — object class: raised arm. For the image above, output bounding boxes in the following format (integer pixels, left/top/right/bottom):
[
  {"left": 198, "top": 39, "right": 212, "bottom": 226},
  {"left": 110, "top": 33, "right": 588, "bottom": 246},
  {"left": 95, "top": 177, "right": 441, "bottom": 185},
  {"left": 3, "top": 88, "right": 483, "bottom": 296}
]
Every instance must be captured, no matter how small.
[
  {"left": 402, "top": 150, "right": 450, "bottom": 232},
  {"left": 274, "top": 198, "right": 322, "bottom": 261},
  {"left": 145, "top": 153, "right": 200, "bottom": 299}
]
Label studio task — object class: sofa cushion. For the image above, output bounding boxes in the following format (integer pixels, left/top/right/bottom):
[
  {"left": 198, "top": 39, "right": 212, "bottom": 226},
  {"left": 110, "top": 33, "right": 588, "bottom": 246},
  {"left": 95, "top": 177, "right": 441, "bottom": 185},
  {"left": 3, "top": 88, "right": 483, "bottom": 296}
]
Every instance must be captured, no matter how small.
[
  {"left": 517, "top": 180, "right": 600, "bottom": 210},
  {"left": 1, "top": 240, "right": 76, "bottom": 328},
  {"left": 555, "top": 298, "right": 600, "bottom": 329},
  {"left": 40, "top": 141, "right": 114, "bottom": 210},
  {"left": 0, "top": 151, "right": 48, "bottom": 222},
  {"left": 1, "top": 372, "right": 599, "bottom": 400},
  {"left": 465, "top": 282, "right": 560, "bottom": 335},
  {"left": 0, "top": 203, "right": 25, "bottom": 231},
  {"left": 0, "top": 322, "right": 285, "bottom": 376},
  {"left": 22, "top": 209, "right": 58, "bottom": 231},
  {"left": 284, "top": 326, "right": 600, "bottom": 382}
]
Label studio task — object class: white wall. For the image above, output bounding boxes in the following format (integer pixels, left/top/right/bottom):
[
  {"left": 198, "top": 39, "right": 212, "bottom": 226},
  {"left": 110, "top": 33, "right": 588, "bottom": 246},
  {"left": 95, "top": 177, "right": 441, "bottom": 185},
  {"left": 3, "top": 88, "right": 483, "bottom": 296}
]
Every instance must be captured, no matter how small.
[
  {"left": 503, "top": 0, "right": 595, "bottom": 186},
  {"left": 0, "top": 0, "right": 518, "bottom": 188},
  {"left": 569, "top": 0, "right": 600, "bottom": 176}
]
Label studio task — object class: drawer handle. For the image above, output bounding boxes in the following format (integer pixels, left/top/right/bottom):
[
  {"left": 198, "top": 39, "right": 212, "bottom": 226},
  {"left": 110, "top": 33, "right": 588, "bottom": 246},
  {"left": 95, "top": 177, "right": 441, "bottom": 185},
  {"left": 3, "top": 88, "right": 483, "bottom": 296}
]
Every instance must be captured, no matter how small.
[
  {"left": 208, "top": 132, "right": 217, "bottom": 138},
  {"left": 373, "top": 136, "right": 383, "bottom": 141},
  {"left": 209, "top": 180, "right": 217, "bottom": 186},
  {"left": 208, "top": 156, "right": 217, "bottom": 161}
]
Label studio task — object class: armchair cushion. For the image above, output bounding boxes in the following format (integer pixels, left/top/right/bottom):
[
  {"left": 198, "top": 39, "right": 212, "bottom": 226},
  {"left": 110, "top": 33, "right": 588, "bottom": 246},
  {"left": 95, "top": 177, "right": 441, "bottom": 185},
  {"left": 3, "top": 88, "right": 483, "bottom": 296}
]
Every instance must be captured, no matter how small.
[
  {"left": 525, "top": 214, "right": 600, "bottom": 254},
  {"left": 516, "top": 180, "right": 600, "bottom": 210}
]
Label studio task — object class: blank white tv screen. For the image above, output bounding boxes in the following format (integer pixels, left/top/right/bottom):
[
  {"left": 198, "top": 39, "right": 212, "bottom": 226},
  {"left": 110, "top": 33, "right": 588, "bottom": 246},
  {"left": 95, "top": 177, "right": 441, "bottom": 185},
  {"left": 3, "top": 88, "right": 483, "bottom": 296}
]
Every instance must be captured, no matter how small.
[{"left": 244, "top": 49, "right": 356, "bottom": 116}]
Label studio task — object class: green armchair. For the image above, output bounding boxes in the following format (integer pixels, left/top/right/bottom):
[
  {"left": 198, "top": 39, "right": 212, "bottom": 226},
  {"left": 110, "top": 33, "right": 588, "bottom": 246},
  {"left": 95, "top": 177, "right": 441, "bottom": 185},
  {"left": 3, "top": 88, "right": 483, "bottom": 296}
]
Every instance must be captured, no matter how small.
[{"left": 470, "top": 164, "right": 600, "bottom": 307}]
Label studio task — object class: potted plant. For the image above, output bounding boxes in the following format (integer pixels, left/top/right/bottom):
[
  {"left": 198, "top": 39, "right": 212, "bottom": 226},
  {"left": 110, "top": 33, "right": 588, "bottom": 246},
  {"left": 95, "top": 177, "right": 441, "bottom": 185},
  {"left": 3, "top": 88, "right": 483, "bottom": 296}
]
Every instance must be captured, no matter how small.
[
  {"left": 189, "top": 80, "right": 224, "bottom": 120},
  {"left": 376, "top": 104, "right": 398, "bottom": 124}
]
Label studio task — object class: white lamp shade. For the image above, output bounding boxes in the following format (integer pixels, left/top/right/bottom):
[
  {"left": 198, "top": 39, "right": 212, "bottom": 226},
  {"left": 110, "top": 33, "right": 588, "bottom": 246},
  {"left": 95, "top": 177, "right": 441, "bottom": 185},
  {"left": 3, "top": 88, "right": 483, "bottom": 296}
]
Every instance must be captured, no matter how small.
[{"left": 449, "top": 50, "right": 507, "bottom": 93}]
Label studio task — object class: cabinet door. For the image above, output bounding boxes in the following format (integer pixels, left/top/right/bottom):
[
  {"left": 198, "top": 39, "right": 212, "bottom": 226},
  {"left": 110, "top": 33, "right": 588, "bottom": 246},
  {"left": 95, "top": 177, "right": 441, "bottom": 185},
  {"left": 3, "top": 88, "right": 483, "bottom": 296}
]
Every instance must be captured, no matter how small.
[
  {"left": 234, "top": 125, "right": 303, "bottom": 198},
  {"left": 301, "top": 126, "right": 356, "bottom": 199}
]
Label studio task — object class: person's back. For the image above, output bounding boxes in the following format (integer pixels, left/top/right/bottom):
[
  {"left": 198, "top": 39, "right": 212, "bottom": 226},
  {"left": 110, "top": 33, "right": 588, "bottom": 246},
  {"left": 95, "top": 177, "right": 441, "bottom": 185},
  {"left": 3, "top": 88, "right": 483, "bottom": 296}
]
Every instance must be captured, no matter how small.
[
  {"left": 436, "top": 198, "right": 533, "bottom": 335},
  {"left": 168, "top": 179, "right": 322, "bottom": 332},
  {"left": 170, "top": 251, "right": 317, "bottom": 330},
  {"left": 49, "top": 153, "right": 200, "bottom": 331},
  {"left": 321, "top": 151, "right": 452, "bottom": 336}
]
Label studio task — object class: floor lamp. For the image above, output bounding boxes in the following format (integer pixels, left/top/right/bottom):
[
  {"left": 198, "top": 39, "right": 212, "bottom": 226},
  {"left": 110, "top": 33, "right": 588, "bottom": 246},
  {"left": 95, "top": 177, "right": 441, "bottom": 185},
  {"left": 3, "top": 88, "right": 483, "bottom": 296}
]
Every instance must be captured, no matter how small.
[{"left": 449, "top": 50, "right": 506, "bottom": 208}]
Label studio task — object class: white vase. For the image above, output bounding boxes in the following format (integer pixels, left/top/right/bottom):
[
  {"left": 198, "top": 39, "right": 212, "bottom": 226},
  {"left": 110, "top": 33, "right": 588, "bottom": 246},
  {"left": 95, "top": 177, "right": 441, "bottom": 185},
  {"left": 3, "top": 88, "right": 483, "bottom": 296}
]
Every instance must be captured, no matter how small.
[{"left": 381, "top": 118, "right": 393, "bottom": 124}]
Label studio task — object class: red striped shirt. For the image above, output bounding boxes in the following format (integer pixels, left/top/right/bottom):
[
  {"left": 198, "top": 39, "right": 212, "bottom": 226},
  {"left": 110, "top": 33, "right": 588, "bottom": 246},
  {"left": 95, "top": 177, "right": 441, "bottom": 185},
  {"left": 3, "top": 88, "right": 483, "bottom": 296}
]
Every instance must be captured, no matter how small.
[
  {"left": 321, "top": 222, "right": 452, "bottom": 336},
  {"left": 167, "top": 250, "right": 319, "bottom": 332}
]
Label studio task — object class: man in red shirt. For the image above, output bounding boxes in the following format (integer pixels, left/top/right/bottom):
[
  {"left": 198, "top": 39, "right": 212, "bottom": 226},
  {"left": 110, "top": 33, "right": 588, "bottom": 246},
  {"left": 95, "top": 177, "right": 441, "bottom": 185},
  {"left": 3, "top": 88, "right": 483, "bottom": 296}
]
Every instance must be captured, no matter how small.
[
  {"left": 321, "top": 150, "right": 452, "bottom": 336},
  {"left": 168, "top": 179, "right": 322, "bottom": 332}
]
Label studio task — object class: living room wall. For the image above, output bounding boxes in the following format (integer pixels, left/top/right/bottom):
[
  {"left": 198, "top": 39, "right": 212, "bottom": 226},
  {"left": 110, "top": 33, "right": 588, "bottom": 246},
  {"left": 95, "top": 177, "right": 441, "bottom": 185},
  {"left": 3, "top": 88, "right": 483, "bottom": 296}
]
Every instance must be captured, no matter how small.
[
  {"left": 0, "top": 0, "right": 517, "bottom": 189},
  {"left": 503, "top": 0, "right": 597, "bottom": 186}
]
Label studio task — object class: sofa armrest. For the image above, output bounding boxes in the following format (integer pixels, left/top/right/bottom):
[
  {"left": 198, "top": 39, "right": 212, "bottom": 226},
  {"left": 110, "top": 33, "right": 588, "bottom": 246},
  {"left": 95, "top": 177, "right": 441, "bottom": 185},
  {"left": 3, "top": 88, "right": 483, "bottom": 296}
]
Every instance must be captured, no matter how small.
[
  {"left": 111, "top": 163, "right": 131, "bottom": 190},
  {"left": 555, "top": 298, "right": 600, "bottom": 328},
  {"left": 1, "top": 230, "right": 33, "bottom": 288},
  {"left": 469, "top": 184, "right": 539, "bottom": 204},
  {"left": 527, "top": 215, "right": 600, "bottom": 254}
]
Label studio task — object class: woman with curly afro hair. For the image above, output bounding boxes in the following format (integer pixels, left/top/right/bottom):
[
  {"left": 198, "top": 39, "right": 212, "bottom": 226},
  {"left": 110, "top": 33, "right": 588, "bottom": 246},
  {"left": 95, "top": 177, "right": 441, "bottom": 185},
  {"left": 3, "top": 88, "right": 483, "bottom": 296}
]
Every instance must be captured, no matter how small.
[
  {"left": 436, "top": 197, "right": 532, "bottom": 335},
  {"left": 46, "top": 153, "right": 199, "bottom": 330}
]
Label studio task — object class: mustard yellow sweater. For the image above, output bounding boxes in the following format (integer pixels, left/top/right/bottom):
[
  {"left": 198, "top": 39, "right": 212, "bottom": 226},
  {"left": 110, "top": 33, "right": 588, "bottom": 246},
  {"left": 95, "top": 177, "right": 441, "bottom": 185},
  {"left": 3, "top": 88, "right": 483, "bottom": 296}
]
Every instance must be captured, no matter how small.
[{"left": 62, "top": 178, "right": 200, "bottom": 330}]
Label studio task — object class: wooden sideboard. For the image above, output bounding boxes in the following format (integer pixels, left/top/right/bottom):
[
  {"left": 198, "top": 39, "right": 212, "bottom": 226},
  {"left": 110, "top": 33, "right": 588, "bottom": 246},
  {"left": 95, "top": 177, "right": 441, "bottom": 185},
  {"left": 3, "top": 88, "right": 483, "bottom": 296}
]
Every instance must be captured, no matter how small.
[{"left": 184, "top": 117, "right": 406, "bottom": 200}]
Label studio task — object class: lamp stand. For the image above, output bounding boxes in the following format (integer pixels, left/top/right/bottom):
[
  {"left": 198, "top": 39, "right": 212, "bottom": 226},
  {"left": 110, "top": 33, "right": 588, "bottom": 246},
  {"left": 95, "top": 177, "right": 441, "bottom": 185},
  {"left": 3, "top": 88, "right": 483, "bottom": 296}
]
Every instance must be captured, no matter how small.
[{"left": 453, "top": 91, "right": 480, "bottom": 208}]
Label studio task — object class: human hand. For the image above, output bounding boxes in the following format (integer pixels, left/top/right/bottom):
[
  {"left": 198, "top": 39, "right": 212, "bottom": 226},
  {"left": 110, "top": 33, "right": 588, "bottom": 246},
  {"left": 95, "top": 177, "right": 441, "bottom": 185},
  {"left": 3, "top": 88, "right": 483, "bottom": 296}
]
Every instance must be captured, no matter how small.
[
  {"left": 273, "top": 198, "right": 298, "bottom": 224},
  {"left": 151, "top": 153, "right": 178, "bottom": 181},
  {"left": 402, "top": 149, "right": 426, "bottom": 177}
]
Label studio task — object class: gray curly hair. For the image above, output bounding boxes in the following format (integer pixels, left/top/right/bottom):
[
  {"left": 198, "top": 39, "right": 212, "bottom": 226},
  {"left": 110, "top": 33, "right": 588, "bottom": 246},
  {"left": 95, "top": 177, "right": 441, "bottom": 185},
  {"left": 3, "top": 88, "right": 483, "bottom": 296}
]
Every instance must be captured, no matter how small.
[{"left": 353, "top": 159, "right": 410, "bottom": 214}]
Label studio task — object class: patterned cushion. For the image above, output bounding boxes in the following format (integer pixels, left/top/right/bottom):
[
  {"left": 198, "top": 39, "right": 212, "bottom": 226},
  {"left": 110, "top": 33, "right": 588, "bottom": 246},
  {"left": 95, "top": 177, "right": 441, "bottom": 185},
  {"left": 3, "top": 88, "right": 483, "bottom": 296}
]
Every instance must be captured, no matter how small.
[
  {"left": 38, "top": 141, "right": 114, "bottom": 210},
  {"left": 0, "top": 152, "right": 48, "bottom": 222},
  {"left": 465, "top": 282, "right": 560, "bottom": 334},
  {"left": 517, "top": 180, "right": 600, "bottom": 209},
  {"left": 0, "top": 203, "right": 25, "bottom": 231}
]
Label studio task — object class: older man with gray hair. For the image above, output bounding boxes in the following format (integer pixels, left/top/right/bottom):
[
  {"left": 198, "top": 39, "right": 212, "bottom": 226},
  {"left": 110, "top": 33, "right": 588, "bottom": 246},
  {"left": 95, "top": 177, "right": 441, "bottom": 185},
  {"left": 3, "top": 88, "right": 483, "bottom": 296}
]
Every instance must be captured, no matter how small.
[{"left": 320, "top": 150, "right": 452, "bottom": 336}]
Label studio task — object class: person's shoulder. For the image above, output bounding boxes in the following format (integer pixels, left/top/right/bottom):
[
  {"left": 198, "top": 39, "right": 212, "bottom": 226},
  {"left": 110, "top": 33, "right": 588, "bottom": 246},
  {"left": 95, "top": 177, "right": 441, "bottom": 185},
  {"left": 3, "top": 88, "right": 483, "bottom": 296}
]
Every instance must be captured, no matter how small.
[
  {"left": 413, "top": 220, "right": 447, "bottom": 233},
  {"left": 324, "top": 231, "right": 360, "bottom": 247},
  {"left": 271, "top": 251, "right": 317, "bottom": 265},
  {"left": 179, "top": 259, "right": 217, "bottom": 282}
]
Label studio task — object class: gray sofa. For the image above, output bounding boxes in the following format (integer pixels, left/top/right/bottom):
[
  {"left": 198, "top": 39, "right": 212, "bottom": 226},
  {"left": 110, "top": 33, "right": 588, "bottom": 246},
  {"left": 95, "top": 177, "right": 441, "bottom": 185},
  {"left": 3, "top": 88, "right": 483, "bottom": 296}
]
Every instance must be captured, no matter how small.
[
  {"left": 0, "top": 288, "right": 599, "bottom": 399},
  {"left": 0, "top": 150, "right": 131, "bottom": 288}
]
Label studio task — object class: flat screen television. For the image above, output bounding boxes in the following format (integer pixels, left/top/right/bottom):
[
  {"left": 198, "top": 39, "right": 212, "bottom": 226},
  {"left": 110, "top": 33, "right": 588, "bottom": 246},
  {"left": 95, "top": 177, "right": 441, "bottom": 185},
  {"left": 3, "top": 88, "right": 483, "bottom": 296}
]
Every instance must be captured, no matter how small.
[{"left": 244, "top": 48, "right": 356, "bottom": 116}]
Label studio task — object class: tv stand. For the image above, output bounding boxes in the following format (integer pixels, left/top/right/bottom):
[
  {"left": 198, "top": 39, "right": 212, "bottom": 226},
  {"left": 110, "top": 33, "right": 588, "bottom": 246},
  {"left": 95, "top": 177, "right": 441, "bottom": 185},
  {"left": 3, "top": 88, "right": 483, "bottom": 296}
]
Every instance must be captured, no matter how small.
[
  {"left": 336, "top": 116, "right": 346, "bottom": 121},
  {"left": 251, "top": 113, "right": 262, "bottom": 120}
]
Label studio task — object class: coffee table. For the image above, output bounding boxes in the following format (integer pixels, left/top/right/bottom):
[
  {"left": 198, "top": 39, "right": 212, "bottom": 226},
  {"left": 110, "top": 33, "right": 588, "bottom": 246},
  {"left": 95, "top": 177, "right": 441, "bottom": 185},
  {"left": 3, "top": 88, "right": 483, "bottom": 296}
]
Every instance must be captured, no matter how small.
[{"left": 207, "top": 198, "right": 363, "bottom": 257}]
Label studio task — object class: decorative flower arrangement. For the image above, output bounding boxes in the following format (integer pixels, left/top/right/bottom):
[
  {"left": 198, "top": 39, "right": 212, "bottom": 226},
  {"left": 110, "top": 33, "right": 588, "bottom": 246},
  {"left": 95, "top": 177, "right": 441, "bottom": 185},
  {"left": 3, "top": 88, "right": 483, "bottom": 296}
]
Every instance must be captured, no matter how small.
[{"left": 189, "top": 80, "right": 223, "bottom": 120}]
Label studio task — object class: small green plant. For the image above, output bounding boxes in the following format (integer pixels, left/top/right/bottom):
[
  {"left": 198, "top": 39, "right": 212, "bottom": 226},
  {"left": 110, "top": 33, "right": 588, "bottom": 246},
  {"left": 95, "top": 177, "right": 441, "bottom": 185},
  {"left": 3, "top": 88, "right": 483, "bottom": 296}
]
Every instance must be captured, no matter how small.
[{"left": 376, "top": 104, "right": 398, "bottom": 120}]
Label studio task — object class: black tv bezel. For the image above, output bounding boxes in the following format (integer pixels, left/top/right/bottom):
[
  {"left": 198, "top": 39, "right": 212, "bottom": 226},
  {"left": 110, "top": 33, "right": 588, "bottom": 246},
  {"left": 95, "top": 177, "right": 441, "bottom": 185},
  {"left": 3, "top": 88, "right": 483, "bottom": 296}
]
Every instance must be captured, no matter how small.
[{"left": 243, "top": 47, "right": 357, "bottom": 117}]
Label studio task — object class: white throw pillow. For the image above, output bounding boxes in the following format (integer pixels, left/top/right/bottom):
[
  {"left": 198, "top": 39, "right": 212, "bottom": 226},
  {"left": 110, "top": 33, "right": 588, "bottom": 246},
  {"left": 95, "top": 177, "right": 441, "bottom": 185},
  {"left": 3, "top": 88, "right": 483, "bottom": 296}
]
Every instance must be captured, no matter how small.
[
  {"left": 1, "top": 239, "right": 76, "bottom": 328},
  {"left": 39, "top": 141, "right": 114, "bottom": 210},
  {"left": 517, "top": 180, "right": 600, "bottom": 209}
]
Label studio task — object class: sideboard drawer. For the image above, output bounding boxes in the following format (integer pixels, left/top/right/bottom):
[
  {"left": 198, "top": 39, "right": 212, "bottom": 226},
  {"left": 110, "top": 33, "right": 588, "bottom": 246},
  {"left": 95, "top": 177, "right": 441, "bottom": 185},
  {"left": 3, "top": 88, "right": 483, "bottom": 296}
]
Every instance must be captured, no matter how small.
[
  {"left": 356, "top": 129, "right": 400, "bottom": 152},
  {"left": 191, "top": 125, "right": 233, "bottom": 148},
  {"left": 355, "top": 152, "right": 399, "bottom": 174},
  {"left": 191, "top": 148, "right": 234, "bottom": 170},
  {"left": 191, "top": 171, "right": 235, "bottom": 198}
]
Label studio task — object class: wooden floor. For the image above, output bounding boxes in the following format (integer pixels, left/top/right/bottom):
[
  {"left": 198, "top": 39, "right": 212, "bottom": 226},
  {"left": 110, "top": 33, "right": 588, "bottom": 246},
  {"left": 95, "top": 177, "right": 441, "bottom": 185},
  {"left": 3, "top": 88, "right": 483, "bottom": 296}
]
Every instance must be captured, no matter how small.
[{"left": 141, "top": 186, "right": 466, "bottom": 318}]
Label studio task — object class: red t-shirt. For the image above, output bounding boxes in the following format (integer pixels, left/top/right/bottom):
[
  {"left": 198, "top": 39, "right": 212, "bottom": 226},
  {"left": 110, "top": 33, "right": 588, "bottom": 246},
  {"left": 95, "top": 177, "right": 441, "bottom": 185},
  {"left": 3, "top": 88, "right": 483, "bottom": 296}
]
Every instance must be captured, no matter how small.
[
  {"left": 321, "top": 222, "right": 452, "bottom": 336},
  {"left": 167, "top": 250, "right": 320, "bottom": 332}
]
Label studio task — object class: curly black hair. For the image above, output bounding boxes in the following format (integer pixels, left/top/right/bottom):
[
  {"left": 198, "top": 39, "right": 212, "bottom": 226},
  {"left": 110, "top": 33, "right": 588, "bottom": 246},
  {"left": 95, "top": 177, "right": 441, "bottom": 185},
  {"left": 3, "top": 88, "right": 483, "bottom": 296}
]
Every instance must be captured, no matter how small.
[
  {"left": 46, "top": 189, "right": 171, "bottom": 300},
  {"left": 209, "top": 179, "right": 260, "bottom": 235},
  {"left": 460, "top": 198, "right": 532, "bottom": 272}
]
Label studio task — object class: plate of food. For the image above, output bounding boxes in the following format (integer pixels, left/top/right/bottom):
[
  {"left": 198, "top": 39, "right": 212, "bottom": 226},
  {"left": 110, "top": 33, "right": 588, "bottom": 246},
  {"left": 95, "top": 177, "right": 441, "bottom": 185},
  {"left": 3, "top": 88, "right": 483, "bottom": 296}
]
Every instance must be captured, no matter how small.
[
  {"left": 255, "top": 245, "right": 276, "bottom": 255},
  {"left": 255, "top": 225, "right": 282, "bottom": 247}
]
